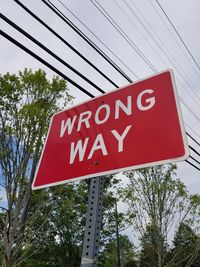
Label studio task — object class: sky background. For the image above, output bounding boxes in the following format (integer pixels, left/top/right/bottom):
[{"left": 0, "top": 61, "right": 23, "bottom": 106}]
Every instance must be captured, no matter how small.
[{"left": 1, "top": 0, "right": 200, "bottom": 200}]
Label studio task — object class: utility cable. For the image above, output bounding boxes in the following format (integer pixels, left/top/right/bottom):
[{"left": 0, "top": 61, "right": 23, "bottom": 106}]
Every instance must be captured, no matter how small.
[
  {"left": 189, "top": 155, "right": 200, "bottom": 166},
  {"left": 2, "top": 28, "right": 200, "bottom": 172},
  {"left": 125, "top": 0, "right": 200, "bottom": 104},
  {"left": 13, "top": 0, "right": 118, "bottom": 88},
  {"left": 155, "top": 0, "right": 200, "bottom": 73},
  {"left": 0, "top": 29, "right": 95, "bottom": 98},
  {"left": 189, "top": 145, "right": 200, "bottom": 158},
  {"left": 148, "top": 0, "right": 200, "bottom": 81},
  {"left": 56, "top": 0, "right": 139, "bottom": 79},
  {"left": 2, "top": 24, "right": 200, "bottom": 158},
  {"left": 186, "top": 132, "right": 200, "bottom": 148},
  {"left": 3, "top": 4, "right": 200, "bottom": 172},
  {"left": 89, "top": 0, "right": 157, "bottom": 73},
  {"left": 89, "top": 0, "right": 200, "bottom": 122},
  {"left": 113, "top": 0, "right": 166, "bottom": 68},
  {"left": 179, "top": 96, "right": 200, "bottom": 124},
  {"left": 41, "top": 0, "right": 133, "bottom": 83},
  {"left": 186, "top": 160, "right": 200, "bottom": 171},
  {"left": 185, "top": 122, "right": 200, "bottom": 140},
  {"left": 13, "top": 0, "right": 200, "bottom": 127},
  {"left": 0, "top": 13, "right": 105, "bottom": 94}
]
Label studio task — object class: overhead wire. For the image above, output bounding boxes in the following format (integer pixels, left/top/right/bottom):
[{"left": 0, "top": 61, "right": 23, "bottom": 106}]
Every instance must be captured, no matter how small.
[
  {"left": 0, "top": 29, "right": 95, "bottom": 98},
  {"left": 2, "top": 2, "right": 200, "bottom": 172},
  {"left": 37, "top": 0, "right": 200, "bottom": 128},
  {"left": 155, "top": 0, "right": 200, "bottom": 73},
  {"left": 187, "top": 132, "right": 200, "bottom": 148},
  {"left": 185, "top": 122, "right": 200, "bottom": 141},
  {"left": 113, "top": 0, "right": 200, "bottom": 118},
  {"left": 12, "top": 0, "right": 200, "bottom": 127},
  {"left": 1, "top": 29, "right": 200, "bottom": 172},
  {"left": 61, "top": 0, "right": 200, "bottom": 142},
  {"left": 189, "top": 145, "right": 200, "bottom": 157},
  {"left": 89, "top": 0, "right": 157, "bottom": 73},
  {"left": 189, "top": 155, "right": 200, "bottom": 166},
  {"left": 89, "top": 0, "right": 200, "bottom": 127},
  {"left": 41, "top": 0, "right": 134, "bottom": 83},
  {"left": 0, "top": 13, "right": 105, "bottom": 94},
  {"left": 186, "top": 160, "right": 200, "bottom": 171},
  {"left": 112, "top": 0, "right": 167, "bottom": 68},
  {"left": 56, "top": 0, "right": 139, "bottom": 79},
  {"left": 124, "top": 0, "right": 200, "bottom": 105},
  {"left": 12, "top": 1, "right": 200, "bottom": 142},
  {"left": 13, "top": 0, "right": 118, "bottom": 88},
  {"left": 178, "top": 96, "right": 200, "bottom": 124},
  {"left": 44, "top": 0, "right": 200, "bottom": 172},
  {"left": 148, "top": 0, "right": 200, "bottom": 81}
]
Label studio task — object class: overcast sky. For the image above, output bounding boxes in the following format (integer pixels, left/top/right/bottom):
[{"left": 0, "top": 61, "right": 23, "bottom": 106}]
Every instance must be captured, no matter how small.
[{"left": 1, "top": 0, "right": 200, "bottom": 196}]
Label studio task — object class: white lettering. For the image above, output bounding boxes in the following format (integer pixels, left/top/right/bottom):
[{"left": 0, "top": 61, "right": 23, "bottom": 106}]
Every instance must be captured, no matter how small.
[
  {"left": 111, "top": 125, "right": 132, "bottom": 152},
  {"left": 137, "top": 89, "right": 155, "bottom": 111},
  {"left": 70, "top": 138, "right": 89, "bottom": 164},
  {"left": 60, "top": 116, "right": 77, "bottom": 137},
  {"left": 77, "top": 111, "right": 92, "bottom": 132},
  {"left": 88, "top": 134, "right": 108, "bottom": 159},
  {"left": 115, "top": 96, "right": 132, "bottom": 119},
  {"left": 95, "top": 104, "right": 110, "bottom": 124}
]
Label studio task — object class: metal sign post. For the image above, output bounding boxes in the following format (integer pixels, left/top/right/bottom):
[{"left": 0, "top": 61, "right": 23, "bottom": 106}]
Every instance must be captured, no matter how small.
[{"left": 81, "top": 176, "right": 105, "bottom": 267}]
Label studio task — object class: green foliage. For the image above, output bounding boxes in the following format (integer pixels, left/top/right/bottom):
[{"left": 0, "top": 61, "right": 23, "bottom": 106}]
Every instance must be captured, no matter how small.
[
  {"left": 119, "top": 164, "right": 200, "bottom": 267},
  {"left": 99, "top": 235, "right": 138, "bottom": 267},
  {"left": 0, "top": 69, "right": 73, "bottom": 266},
  {"left": 18, "top": 176, "right": 123, "bottom": 266},
  {"left": 139, "top": 224, "right": 165, "bottom": 267},
  {"left": 168, "top": 223, "right": 200, "bottom": 267},
  {"left": 20, "top": 182, "right": 88, "bottom": 267}
]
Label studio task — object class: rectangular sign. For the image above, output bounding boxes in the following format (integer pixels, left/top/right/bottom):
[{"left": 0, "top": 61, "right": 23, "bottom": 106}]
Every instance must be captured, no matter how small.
[{"left": 32, "top": 69, "right": 189, "bottom": 190}]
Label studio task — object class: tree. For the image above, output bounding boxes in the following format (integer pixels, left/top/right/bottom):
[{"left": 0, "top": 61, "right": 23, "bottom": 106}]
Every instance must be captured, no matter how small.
[
  {"left": 139, "top": 224, "right": 161, "bottom": 267},
  {"left": 120, "top": 164, "right": 200, "bottom": 267},
  {"left": 0, "top": 69, "right": 73, "bottom": 266},
  {"left": 20, "top": 182, "right": 88, "bottom": 267},
  {"left": 168, "top": 223, "right": 200, "bottom": 267},
  {"left": 99, "top": 235, "right": 138, "bottom": 267},
  {"left": 10, "top": 175, "right": 121, "bottom": 266}
]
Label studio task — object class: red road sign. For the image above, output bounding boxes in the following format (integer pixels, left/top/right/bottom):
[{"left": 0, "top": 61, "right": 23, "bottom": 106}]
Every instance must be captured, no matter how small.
[{"left": 32, "top": 70, "right": 189, "bottom": 190}]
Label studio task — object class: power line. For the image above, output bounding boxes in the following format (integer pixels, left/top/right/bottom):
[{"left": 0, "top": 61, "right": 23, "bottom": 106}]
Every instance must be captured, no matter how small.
[
  {"left": 17, "top": 0, "right": 200, "bottom": 128},
  {"left": 113, "top": 0, "right": 167, "bottom": 68},
  {"left": 2, "top": 21, "right": 200, "bottom": 156},
  {"left": 186, "top": 159, "right": 200, "bottom": 171},
  {"left": 124, "top": 0, "right": 200, "bottom": 105},
  {"left": 89, "top": 0, "right": 157, "bottom": 73},
  {"left": 179, "top": 96, "right": 200, "bottom": 124},
  {"left": 0, "top": 13, "right": 105, "bottom": 94},
  {"left": 185, "top": 122, "right": 200, "bottom": 140},
  {"left": 2, "top": 29, "right": 200, "bottom": 172},
  {"left": 155, "top": 0, "right": 200, "bottom": 73},
  {"left": 187, "top": 132, "right": 200, "bottom": 148},
  {"left": 148, "top": 0, "right": 200, "bottom": 81},
  {"left": 2, "top": 3, "right": 200, "bottom": 172},
  {"left": 0, "top": 29, "right": 95, "bottom": 98},
  {"left": 13, "top": 0, "right": 118, "bottom": 88},
  {"left": 41, "top": 0, "right": 134, "bottom": 83},
  {"left": 22, "top": 0, "right": 200, "bottom": 128},
  {"left": 88, "top": 0, "right": 200, "bottom": 125},
  {"left": 56, "top": 0, "right": 140, "bottom": 79},
  {"left": 189, "top": 155, "right": 200, "bottom": 166},
  {"left": 189, "top": 145, "right": 200, "bottom": 157}
]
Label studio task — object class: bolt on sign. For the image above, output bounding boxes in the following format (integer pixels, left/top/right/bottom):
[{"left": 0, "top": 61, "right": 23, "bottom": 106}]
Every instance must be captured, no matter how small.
[{"left": 32, "top": 69, "right": 189, "bottom": 190}]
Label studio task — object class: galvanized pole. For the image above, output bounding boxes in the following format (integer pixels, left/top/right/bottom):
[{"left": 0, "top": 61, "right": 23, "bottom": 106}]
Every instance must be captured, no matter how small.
[{"left": 81, "top": 176, "right": 105, "bottom": 267}]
